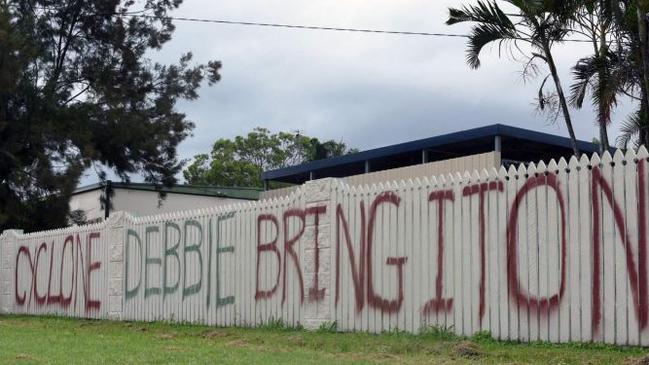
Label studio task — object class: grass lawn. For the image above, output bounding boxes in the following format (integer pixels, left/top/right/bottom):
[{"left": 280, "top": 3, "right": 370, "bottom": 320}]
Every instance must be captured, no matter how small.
[{"left": 1, "top": 315, "right": 648, "bottom": 364}]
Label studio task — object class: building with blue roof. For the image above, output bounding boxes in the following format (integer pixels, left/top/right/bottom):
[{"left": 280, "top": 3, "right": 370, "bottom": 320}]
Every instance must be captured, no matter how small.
[{"left": 261, "top": 124, "right": 603, "bottom": 188}]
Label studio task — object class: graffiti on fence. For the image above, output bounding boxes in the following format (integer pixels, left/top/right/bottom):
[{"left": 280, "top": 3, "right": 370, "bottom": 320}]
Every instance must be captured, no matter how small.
[
  {"left": 123, "top": 213, "right": 237, "bottom": 309},
  {"left": 327, "top": 162, "right": 648, "bottom": 337},
  {"left": 5, "top": 153, "right": 649, "bottom": 345},
  {"left": 255, "top": 206, "right": 328, "bottom": 304},
  {"left": 14, "top": 232, "right": 102, "bottom": 312}
]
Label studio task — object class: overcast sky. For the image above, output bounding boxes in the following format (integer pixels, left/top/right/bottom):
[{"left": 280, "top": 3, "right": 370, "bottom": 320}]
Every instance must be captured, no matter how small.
[{"left": 83, "top": 0, "right": 636, "bottom": 185}]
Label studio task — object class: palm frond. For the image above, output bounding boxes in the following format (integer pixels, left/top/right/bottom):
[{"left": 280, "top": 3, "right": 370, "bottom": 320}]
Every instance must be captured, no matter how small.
[
  {"left": 505, "top": 0, "right": 543, "bottom": 16},
  {"left": 538, "top": 74, "right": 551, "bottom": 110},
  {"left": 466, "top": 24, "right": 518, "bottom": 68},
  {"left": 571, "top": 44, "right": 637, "bottom": 130},
  {"left": 447, "top": 0, "right": 515, "bottom": 28},
  {"left": 448, "top": 1, "right": 519, "bottom": 69},
  {"left": 617, "top": 107, "right": 644, "bottom": 149},
  {"left": 570, "top": 55, "right": 597, "bottom": 108},
  {"left": 592, "top": 60, "right": 619, "bottom": 126}
]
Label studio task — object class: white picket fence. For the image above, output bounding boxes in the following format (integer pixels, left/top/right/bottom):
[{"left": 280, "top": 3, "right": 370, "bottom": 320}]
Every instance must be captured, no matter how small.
[{"left": 2, "top": 148, "right": 649, "bottom": 346}]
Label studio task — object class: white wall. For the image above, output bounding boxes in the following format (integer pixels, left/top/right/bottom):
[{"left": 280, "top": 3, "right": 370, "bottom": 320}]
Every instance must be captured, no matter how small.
[
  {"left": 69, "top": 189, "right": 103, "bottom": 221},
  {"left": 70, "top": 188, "right": 247, "bottom": 221},
  {"left": 110, "top": 189, "right": 245, "bottom": 218},
  {"left": 261, "top": 152, "right": 500, "bottom": 200}
]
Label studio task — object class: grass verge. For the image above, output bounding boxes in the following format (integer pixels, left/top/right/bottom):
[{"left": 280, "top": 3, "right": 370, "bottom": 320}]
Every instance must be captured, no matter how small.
[{"left": 0, "top": 315, "right": 648, "bottom": 364}]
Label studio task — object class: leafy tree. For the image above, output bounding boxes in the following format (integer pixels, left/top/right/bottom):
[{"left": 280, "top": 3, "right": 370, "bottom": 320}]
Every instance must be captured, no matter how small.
[
  {"left": 183, "top": 128, "right": 357, "bottom": 188},
  {"left": 0, "top": 0, "right": 220, "bottom": 232},
  {"left": 67, "top": 209, "right": 88, "bottom": 226},
  {"left": 447, "top": 0, "right": 582, "bottom": 155}
]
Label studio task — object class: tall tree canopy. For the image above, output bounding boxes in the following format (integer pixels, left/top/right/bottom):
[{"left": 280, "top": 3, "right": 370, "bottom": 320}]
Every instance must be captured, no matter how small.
[
  {"left": 183, "top": 128, "right": 358, "bottom": 188},
  {"left": 0, "top": 0, "right": 220, "bottom": 232}
]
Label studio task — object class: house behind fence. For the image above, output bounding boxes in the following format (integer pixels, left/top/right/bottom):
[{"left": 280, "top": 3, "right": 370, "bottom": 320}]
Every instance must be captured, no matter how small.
[
  {"left": 260, "top": 123, "right": 602, "bottom": 199},
  {"left": 2, "top": 146, "right": 649, "bottom": 346},
  {"left": 70, "top": 183, "right": 261, "bottom": 223}
]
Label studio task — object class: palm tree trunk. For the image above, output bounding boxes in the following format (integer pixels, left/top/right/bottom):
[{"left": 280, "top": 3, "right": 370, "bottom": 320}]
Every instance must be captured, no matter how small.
[
  {"left": 544, "top": 45, "right": 580, "bottom": 156},
  {"left": 598, "top": 116, "right": 610, "bottom": 153},
  {"left": 597, "top": 23, "right": 610, "bottom": 154},
  {"left": 641, "top": 89, "right": 649, "bottom": 147},
  {"left": 598, "top": 124, "right": 610, "bottom": 153},
  {"left": 637, "top": 6, "right": 649, "bottom": 147}
]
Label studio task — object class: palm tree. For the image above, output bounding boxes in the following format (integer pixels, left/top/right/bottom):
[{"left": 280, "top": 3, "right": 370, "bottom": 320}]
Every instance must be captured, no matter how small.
[
  {"left": 635, "top": 2, "right": 649, "bottom": 132},
  {"left": 568, "top": 1, "right": 642, "bottom": 153},
  {"left": 447, "top": 0, "right": 582, "bottom": 155},
  {"left": 588, "top": 0, "right": 649, "bottom": 149},
  {"left": 570, "top": 2, "right": 612, "bottom": 152},
  {"left": 570, "top": 48, "right": 636, "bottom": 152}
]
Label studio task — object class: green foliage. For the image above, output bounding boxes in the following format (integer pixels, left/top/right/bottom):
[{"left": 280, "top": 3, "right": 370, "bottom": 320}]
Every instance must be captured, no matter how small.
[
  {"left": 471, "top": 330, "right": 494, "bottom": 342},
  {"left": 317, "top": 321, "right": 338, "bottom": 333},
  {"left": 67, "top": 209, "right": 88, "bottom": 226},
  {"left": 419, "top": 325, "right": 458, "bottom": 341},
  {"left": 258, "top": 318, "right": 303, "bottom": 332},
  {"left": 601, "top": 0, "right": 649, "bottom": 148},
  {"left": 446, "top": 1, "right": 517, "bottom": 70},
  {"left": 0, "top": 1, "right": 220, "bottom": 232},
  {"left": 258, "top": 318, "right": 288, "bottom": 331},
  {"left": 618, "top": 106, "right": 648, "bottom": 149},
  {"left": 183, "top": 128, "right": 357, "bottom": 188}
]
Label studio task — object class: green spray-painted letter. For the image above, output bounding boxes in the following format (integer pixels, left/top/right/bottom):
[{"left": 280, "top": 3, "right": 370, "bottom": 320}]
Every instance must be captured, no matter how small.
[
  {"left": 163, "top": 222, "right": 181, "bottom": 298},
  {"left": 145, "top": 225, "right": 161, "bottom": 298},
  {"left": 125, "top": 230, "right": 143, "bottom": 300},
  {"left": 183, "top": 220, "right": 203, "bottom": 299}
]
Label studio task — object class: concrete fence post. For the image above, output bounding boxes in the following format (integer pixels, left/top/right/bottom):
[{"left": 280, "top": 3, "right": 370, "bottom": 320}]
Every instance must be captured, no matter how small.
[
  {"left": 0, "top": 229, "right": 22, "bottom": 314},
  {"left": 301, "top": 178, "right": 335, "bottom": 330},
  {"left": 106, "top": 212, "right": 127, "bottom": 320}
]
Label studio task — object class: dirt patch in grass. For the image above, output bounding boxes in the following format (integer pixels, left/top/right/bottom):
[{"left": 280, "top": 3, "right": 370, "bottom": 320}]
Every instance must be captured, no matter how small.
[
  {"left": 454, "top": 341, "right": 484, "bottom": 359},
  {"left": 627, "top": 355, "right": 649, "bottom": 365},
  {"left": 201, "top": 330, "right": 231, "bottom": 339},
  {"left": 375, "top": 352, "right": 401, "bottom": 362},
  {"left": 158, "top": 333, "right": 176, "bottom": 340},
  {"left": 164, "top": 346, "right": 183, "bottom": 352},
  {"left": 78, "top": 320, "right": 102, "bottom": 327},
  {"left": 226, "top": 339, "right": 250, "bottom": 348},
  {"left": 15, "top": 353, "right": 32, "bottom": 360},
  {"left": 287, "top": 335, "right": 306, "bottom": 347},
  {"left": 125, "top": 322, "right": 149, "bottom": 332},
  {"left": 421, "top": 343, "right": 444, "bottom": 356}
]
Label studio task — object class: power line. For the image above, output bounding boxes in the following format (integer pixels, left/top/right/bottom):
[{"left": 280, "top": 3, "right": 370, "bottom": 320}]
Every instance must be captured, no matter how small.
[
  {"left": 125, "top": 14, "right": 592, "bottom": 43},
  {"left": 126, "top": 14, "right": 471, "bottom": 38},
  {"left": 8, "top": 5, "right": 593, "bottom": 43}
]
